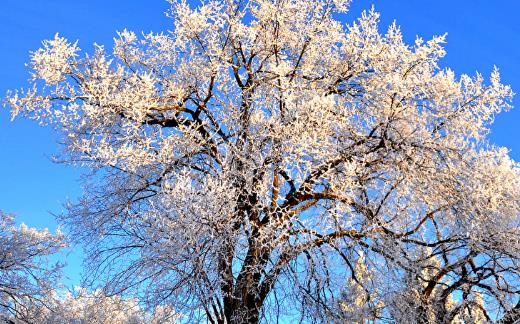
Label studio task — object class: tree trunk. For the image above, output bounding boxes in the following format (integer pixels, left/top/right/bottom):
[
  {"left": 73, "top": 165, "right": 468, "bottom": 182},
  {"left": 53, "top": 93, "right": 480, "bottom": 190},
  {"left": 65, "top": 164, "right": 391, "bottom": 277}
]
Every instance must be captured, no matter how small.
[{"left": 226, "top": 299, "right": 261, "bottom": 324}]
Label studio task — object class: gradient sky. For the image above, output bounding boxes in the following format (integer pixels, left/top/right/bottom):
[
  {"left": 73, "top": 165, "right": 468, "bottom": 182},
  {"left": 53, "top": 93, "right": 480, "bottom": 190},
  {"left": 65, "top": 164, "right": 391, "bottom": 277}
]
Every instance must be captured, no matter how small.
[{"left": 1, "top": 0, "right": 519, "bottom": 285}]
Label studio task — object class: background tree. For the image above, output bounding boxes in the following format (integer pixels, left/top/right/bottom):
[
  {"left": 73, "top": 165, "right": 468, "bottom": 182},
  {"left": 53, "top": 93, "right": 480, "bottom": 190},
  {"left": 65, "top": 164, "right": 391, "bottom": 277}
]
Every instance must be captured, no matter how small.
[
  {"left": 6, "top": 0, "right": 520, "bottom": 322},
  {"left": 0, "top": 212, "right": 65, "bottom": 323},
  {"left": 14, "top": 288, "right": 178, "bottom": 324},
  {"left": 335, "top": 251, "right": 384, "bottom": 322}
]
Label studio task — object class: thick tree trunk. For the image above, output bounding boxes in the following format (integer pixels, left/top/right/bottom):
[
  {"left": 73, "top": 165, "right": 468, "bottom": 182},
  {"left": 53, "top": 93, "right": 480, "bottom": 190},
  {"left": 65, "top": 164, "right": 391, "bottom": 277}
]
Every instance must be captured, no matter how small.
[
  {"left": 416, "top": 304, "right": 431, "bottom": 324},
  {"left": 224, "top": 298, "right": 261, "bottom": 324}
]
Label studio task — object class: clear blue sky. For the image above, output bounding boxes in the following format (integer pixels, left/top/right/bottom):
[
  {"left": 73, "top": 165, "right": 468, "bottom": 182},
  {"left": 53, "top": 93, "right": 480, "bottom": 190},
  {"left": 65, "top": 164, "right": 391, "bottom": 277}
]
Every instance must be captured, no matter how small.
[{"left": 1, "top": 0, "right": 519, "bottom": 285}]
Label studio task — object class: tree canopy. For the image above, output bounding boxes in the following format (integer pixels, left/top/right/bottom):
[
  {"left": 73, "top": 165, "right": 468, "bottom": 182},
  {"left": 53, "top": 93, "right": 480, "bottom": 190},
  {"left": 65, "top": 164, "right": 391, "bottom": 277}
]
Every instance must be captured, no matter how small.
[
  {"left": 0, "top": 212, "right": 64, "bottom": 323},
  {"left": 5, "top": 0, "right": 520, "bottom": 322}
]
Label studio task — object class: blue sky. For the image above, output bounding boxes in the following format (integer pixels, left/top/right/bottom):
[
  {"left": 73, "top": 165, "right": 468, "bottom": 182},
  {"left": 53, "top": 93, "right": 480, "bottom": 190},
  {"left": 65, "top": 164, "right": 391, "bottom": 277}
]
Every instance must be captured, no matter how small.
[{"left": 1, "top": 0, "right": 519, "bottom": 285}]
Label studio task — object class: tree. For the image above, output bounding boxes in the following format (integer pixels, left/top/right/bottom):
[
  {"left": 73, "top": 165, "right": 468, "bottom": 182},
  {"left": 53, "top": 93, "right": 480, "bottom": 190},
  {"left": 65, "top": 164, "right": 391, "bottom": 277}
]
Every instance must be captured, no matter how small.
[
  {"left": 336, "top": 251, "right": 384, "bottom": 322},
  {"left": 5, "top": 0, "right": 520, "bottom": 322},
  {"left": 14, "top": 287, "right": 179, "bottom": 324},
  {"left": 0, "top": 212, "right": 65, "bottom": 323}
]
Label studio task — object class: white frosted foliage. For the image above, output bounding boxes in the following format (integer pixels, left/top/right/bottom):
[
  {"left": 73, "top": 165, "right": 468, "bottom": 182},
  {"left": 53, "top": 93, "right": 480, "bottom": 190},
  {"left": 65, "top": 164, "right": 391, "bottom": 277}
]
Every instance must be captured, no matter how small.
[{"left": 5, "top": 0, "right": 520, "bottom": 322}]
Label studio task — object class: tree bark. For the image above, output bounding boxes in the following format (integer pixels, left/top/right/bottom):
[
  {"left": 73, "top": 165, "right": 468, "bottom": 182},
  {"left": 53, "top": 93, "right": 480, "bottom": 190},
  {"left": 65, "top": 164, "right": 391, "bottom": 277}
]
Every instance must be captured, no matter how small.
[{"left": 224, "top": 297, "right": 261, "bottom": 324}]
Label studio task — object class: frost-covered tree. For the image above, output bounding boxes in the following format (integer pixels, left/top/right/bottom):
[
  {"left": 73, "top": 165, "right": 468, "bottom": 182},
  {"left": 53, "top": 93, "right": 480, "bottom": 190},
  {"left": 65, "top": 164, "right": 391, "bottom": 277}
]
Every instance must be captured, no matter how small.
[
  {"left": 0, "top": 212, "right": 65, "bottom": 323},
  {"left": 13, "top": 288, "right": 179, "bottom": 324},
  {"left": 336, "top": 251, "right": 384, "bottom": 322},
  {"left": 384, "top": 250, "right": 497, "bottom": 323},
  {"left": 5, "top": 0, "right": 520, "bottom": 322}
]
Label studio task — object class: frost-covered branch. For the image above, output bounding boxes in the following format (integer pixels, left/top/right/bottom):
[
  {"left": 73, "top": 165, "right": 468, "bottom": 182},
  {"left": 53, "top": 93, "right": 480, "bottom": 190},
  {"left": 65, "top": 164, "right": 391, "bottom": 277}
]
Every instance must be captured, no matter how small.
[{"left": 5, "top": 0, "right": 519, "bottom": 322}]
